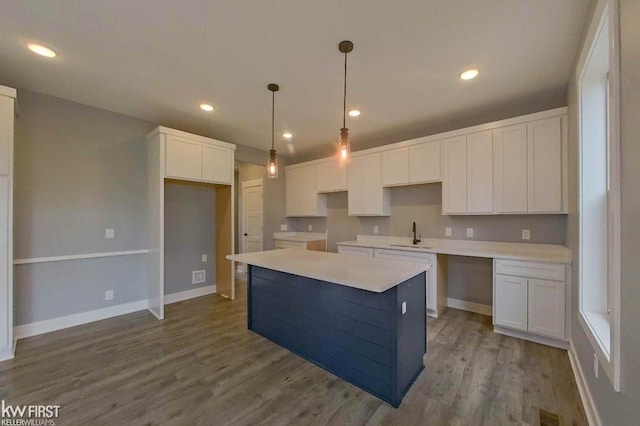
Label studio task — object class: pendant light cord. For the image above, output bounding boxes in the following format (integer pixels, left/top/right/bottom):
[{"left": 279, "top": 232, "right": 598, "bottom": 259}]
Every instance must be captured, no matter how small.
[
  {"left": 343, "top": 51, "right": 348, "bottom": 129},
  {"left": 271, "top": 89, "right": 275, "bottom": 151}
]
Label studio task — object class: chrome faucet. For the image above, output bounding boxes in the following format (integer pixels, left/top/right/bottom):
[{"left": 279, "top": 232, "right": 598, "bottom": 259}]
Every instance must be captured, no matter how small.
[{"left": 412, "top": 221, "right": 421, "bottom": 245}]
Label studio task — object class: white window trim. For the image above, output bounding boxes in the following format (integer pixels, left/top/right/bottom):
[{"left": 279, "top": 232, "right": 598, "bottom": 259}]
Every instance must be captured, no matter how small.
[{"left": 576, "top": 0, "right": 621, "bottom": 392}]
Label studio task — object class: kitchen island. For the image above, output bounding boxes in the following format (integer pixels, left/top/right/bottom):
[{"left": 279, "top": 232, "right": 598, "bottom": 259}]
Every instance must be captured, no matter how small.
[{"left": 227, "top": 249, "right": 429, "bottom": 408}]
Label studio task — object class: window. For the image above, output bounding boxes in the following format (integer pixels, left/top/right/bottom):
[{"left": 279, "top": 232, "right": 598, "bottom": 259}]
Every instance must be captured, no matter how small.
[{"left": 577, "top": 0, "right": 620, "bottom": 391}]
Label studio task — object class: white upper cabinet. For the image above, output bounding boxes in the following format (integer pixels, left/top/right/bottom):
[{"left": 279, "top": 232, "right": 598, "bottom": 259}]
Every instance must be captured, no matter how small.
[
  {"left": 165, "top": 135, "right": 202, "bottom": 181},
  {"left": 348, "top": 153, "right": 390, "bottom": 216},
  {"left": 381, "top": 147, "right": 410, "bottom": 186},
  {"left": 316, "top": 159, "right": 347, "bottom": 193},
  {"left": 202, "top": 143, "right": 233, "bottom": 184},
  {"left": 442, "top": 136, "right": 468, "bottom": 214},
  {"left": 409, "top": 140, "right": 441, "bottom": 183},
  {"left": 493, "top": 124, "right": 528, "bottom": 213},
  {"left": 466, "top": 131, "right": 493, "bottom": 213},
  {"left": 162, "top": 129, "right": 234, "bottom": 184},
  {"left": 528, "top": 117, "right": 563, "bottom": 212},
  {"left": 285, "top": 164, "right": 327, "bottom": 217}
]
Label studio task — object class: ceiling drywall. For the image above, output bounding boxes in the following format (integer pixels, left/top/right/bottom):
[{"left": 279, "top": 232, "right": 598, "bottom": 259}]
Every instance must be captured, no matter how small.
[{"left": 0, "top": 0, "right": 591, "bottom": 158}]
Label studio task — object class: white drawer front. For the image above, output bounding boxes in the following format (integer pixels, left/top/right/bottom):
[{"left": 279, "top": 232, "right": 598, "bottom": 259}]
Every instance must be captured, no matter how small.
[
  {"left": 337, "top": 246, "right": 373, "bottom": 257},
  {"left": 275, "top": 240, "right": 306, "bottom": 250},
  {"left": 495, "top": 259, "right": 565, "bottom": 281},
  {"left": 374, "top": 248, "right": 435, "bottom": 264}
]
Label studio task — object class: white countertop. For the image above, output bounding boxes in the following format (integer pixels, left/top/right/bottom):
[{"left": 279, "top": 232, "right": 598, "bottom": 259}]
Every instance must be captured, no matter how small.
[
  {"left": 337, "top": 235, "right": 572, "bottom": 264},
  {"left": 273, "top": 232, "right": 327, "bottom": 242},
  {"left": 227, "top": 249, "right": 428, "bottom": 293}
]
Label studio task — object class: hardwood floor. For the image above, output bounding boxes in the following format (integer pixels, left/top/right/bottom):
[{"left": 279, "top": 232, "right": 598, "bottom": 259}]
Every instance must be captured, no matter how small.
[{"left": 1, "top": 282, "right": 587, "bottom": 425}]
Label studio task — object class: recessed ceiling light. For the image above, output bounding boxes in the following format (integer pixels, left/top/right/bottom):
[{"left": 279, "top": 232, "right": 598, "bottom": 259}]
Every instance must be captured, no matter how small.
[
  {"left": 460, "top": 69, "right": 479, "bottom": 80},
  {"left": 200, "top": 104, "right": 214, "bottom": 112},
  {"left": 283, "top": 132, "right": 293, "bottom": 139},
  {"left": 26, "top": 43, "right": 57, "bottom": 58},
  {"left": 348, "top": 109, "right": 361, "bottom": 117}
]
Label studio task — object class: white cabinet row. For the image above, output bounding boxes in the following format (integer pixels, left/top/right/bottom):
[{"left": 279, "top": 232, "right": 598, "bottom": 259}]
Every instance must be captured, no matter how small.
[
  {"left": 337, "top": 245, "right": 442, "bottom": 316},
  {"left": 285, "top": 108, "right": 567, "bottom": 217},
  {"left": 443, "top": 116, "right": 567, "bottom": 214},
  {"left": 164, "top": 133, "right": 234, "bottom": 184},
  {"left": 493, "top": 259, "right": 566, "bottom": 340}
]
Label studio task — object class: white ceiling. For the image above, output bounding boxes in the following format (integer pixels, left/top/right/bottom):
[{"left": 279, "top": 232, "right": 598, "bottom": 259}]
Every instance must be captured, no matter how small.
[{"left": 0, "top": 0, "right": 591, "bottom": 158}]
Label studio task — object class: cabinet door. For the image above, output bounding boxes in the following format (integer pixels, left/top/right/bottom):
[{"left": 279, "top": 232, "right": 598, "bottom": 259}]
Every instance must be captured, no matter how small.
[
  {"left": 0, "top": 96, "right": 13, "bottom": 176},
  {"left": 348, "top": 153, "right": 387, "bottom": 215},
  {"left": 381, "top": 147, "right": 409, "bottom": 186},
  {"left": 410, "top": 140, "right": 441, "bottom": 183},
  {"left": 528, "top": 117, "right": 562, "bottom": 212},
  {"left": 285, "top": 165, "right": 319, "bottom": 216},
  {"left": 316, "top": 160, "right": 347, "bottom": 192},
  {"left": 274, "top": 240, "right": 307, "bottom": 250},
  {"left": 494, "top": 274, "right": 528, "bottom": 331},
  {"left": 466, "top": 131, "right": 493, "bottom": 213},
  {"left": 442, "top": 136, "right": 467, "bottom": 214},
  {"left": 165, "top": 135, "right": 202, "bottom": 180},
  {"left": 493, "top": 124, "right": 528, "bottom": 213},
  {"left": 337, "top": 246, "right": 373, "bottom": 257},
  {"left": 202, "top": 144, "right": 232, "bottom": 184},
  {"left": 528, "top": 279, "right": 565, "bottom": 339}
]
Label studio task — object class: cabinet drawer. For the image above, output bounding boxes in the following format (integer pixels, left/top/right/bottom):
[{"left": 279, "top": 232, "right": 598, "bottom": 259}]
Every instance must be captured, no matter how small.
[
  {"left": 337, "top": 246, "right": 373, "bottom": 257},
  {"left": 374, "top": 249, "right": 435, "bottom": 264},
  {"left": 274, "top": 240, "right": 306, "bottom": 250},
  {"left": 495, "top": 259, "right": 565, "bottom": 281}
]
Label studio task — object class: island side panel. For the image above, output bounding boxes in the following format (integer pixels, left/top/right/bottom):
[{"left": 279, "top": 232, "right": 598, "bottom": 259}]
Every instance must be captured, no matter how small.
[
  {"left": 248, "top": 266, "right": 396, "bottom": 404},
  {"left": 393, "top": 271, "right": 427, "bottom": 406}
]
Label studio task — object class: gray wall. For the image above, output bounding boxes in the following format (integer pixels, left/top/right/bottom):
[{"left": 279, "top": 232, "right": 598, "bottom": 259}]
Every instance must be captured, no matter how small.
[
  {"left": 13, "top": 89, "right": 154, "bottom": 325},
  {"left": 290, "top": 184, "right": 566, "bottom": 305},
  {"left": 13, "top": 89, "right": 289, "bottom": 325},
  {"left": 566, "top": 1, "right": 640, "bottom": 424},
  {"left": 164, "top": 181, "right": 215, "bottom": 295}
]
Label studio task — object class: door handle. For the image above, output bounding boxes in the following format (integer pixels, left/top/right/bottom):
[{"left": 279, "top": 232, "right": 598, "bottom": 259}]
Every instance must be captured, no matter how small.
[{"left": 243, "top": 233, "right": 248, "bottom": 236}]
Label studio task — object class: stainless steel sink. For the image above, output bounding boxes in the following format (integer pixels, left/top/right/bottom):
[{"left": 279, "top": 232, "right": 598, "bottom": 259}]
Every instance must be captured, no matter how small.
[{"left": 389, "top": 244, "right": 432, "bottom": 250}]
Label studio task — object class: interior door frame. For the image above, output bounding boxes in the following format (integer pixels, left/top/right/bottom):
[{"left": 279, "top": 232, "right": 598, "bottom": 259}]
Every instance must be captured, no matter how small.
[{"left": 240, "top": 178, "right": 263, "bottom": 268}]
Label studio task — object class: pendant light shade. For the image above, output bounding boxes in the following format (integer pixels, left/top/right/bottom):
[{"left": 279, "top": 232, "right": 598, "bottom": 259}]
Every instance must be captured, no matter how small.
[
  {"left": 267, "top": 83, "right": 279, "bottom": 179},
  {"left": 338, "top": 40, "right": 354, "bottom": 164}
]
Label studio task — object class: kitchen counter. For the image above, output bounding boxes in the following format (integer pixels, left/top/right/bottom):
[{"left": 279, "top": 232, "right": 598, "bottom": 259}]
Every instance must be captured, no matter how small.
[
  {"left": 337, "top": 235, "right": 572, "bottom": 264},
  {"left": 227, "top": 248, "right": 428, "bottom": 293}
]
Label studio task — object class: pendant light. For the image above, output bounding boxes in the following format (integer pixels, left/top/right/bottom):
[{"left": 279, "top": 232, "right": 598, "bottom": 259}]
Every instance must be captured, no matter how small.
[
  {"left": 267, "top": 83, "right": 279, "bottom": 179},
  {"left": 338, "top": 40, "right": 354, "bottom": 163}
]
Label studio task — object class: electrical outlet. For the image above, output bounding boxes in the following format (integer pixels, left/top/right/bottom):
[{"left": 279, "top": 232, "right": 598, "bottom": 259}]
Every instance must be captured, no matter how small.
[
  {"left": 105, "top": 290, "right": 114, "bottom": 301},
  {"left": 280, "top": 224, "right": 288, "bottom": 231},
  {"left": 105, "top": 228, "right": 115, "bottom": 239},
  {"left": 308, "top": 224, "right": 312, "bottom": 231},
  {"left": 402, "top": 301, "right": 407, "bottom": 315},
  {"left": 594, "top": 353, "right": 599, "bottom": 378},
  {"left": 202, "top": 254, "right": 207, "bottom": 262},
  {"left": 445, "top": 227, "right": 452, "bottom": 237},
  {"left": 466, "top": 228, "right": 474, "bottom": 238},
  {"left": 192, "top": 270, "right": 206, "bottom": 285},
  {"left": 373, "top": 225, "right": 379, "bottom": 234},
  {"left": 522, "top": 229, "right": 531, "bottom": 240}
]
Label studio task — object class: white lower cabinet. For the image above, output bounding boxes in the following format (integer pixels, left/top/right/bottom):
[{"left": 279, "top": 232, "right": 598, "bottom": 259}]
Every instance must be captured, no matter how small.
[
  {"left": 494, "top": 259, "right": 566, "bottom": 341},
  {"left": 337, "top": 246, "right": 373, "bottom": 257}
]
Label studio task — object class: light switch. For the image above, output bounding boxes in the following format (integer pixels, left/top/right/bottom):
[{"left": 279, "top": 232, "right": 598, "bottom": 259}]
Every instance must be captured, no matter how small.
[
  {"left": 105, "top": 290, "right": 114, "bottom": 301},
  {"left": 202, "top": 254, "right": 207, "bottom": 262},
  {"left": 105, "top": 228, "right": 115, "bottom": 239},
  {"left": 373, "top": 225, "right": 379, "bottom": 234},
  {"left": 402, "top": 301, "right": 407, "bottom": 315},
  {"left": 522, "top": 229, "right": 531, "bottom": 240},
  {"left": 445, "top": 227, "right": 452, "bottom": 237},
  {"left": 466, "top": 228, "right": 474, "bottom": 238}
]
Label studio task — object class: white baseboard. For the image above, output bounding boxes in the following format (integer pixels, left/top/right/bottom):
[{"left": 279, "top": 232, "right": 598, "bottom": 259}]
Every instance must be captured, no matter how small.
[
  {"left": 447, "top": 297, "right": 492, "bottom": 316},
  {"left": 568, "top": 342, "right": 602, "bottom": 426},
  {"left": 14, "top": 299, "right": 149, "bottom": 340},
  {"left": 164, "top": 285, "right": 216, "bottom": 305}
]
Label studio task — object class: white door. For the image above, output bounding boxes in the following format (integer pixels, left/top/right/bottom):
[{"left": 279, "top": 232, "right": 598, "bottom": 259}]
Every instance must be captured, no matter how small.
[
  {"left": 442, "top": 136, "right": 467, "bottom": 214},
  {"left": 528, "top": 279, "right": 565, "bottom": 339},
  {"left": 494, "top": 274, "right": 528, "bottom": 331},
  {"left": 242, "top": 179, "right": 263, "bottom": 254},
  {"left": 527, "top": 117, "right": 563, "bottom": 212},
  {"left": 493, "top": 124, "right": 528, "bottom": 213},
  {"left": 466, "top": 131, "right": 493, "bottom": 213}
]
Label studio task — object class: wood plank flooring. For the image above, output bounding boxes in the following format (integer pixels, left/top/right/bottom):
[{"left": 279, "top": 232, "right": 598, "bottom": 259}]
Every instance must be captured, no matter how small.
[{"left": 1, "top": 281, "right": 587, "bottom": 425}]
